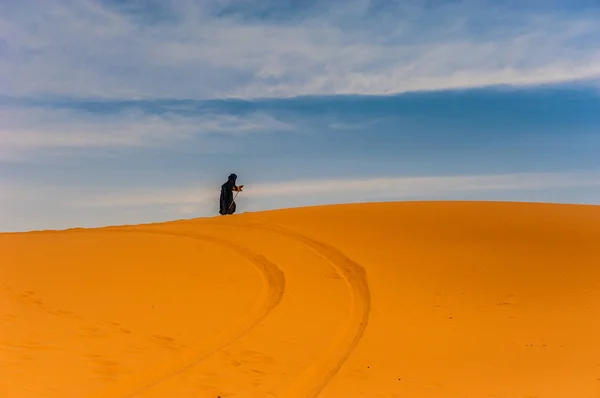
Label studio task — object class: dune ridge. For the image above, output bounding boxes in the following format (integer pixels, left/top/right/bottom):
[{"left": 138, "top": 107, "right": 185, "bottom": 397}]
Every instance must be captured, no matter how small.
[{"left": 2, "top": 201, "right": 600, "bottom": 398}]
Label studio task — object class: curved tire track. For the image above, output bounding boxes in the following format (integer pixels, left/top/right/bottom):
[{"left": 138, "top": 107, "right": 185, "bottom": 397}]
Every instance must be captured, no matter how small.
[
  {"left": 223, "top": 221, "right": 371, "bottom": 398},
  {"left": 85, "top": 227, "right": 285, "bottom": 398}
]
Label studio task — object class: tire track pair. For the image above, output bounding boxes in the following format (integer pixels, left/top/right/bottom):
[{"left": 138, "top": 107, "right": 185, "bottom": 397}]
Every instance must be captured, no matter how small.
[
  {"left": 85, "top": 221, "right": 370, "bottom": 398},
  {"left": 85, "top": 227, "right": 285, "bottom": 398},
  {"left": 221, "top": 221, "right": 371, "bottom": 398}
]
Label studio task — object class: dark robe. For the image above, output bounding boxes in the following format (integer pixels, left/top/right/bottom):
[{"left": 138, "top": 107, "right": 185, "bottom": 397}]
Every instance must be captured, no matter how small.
[{"left": 219, "top": 174, "right": 240, "bottom": 215}]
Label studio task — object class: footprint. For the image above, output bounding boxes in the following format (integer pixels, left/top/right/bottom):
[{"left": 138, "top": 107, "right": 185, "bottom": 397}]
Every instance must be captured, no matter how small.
[
  {"left": 84, "top": 354, "right": 123, "bottom": 381},
  {"left": 93, "top": 320, "right": 133, "bottom": 335},
  {"left": 47, "top": 308, "right": 80, "bottom": 319},
  {"left": 147, "top": 335, "right": 186, "bottom": 351},
  {"left": 80, "top": 327, "right": 108, "bottom": 339},
  {"left": 149, "top": 334, "right": 175, "bottom": 343},
  {"left": 99, "top": 320, "right": 121, "bottom": 327}
]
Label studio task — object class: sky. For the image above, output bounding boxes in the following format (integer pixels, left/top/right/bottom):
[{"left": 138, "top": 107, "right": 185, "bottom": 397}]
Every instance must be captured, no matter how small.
[{"left": 1, "top": 0, "right": 600, "bottom": 232}]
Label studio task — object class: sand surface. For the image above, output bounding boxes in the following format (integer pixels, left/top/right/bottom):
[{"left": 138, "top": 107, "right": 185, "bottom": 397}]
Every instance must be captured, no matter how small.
[{"left": 2, "top": 201, "right": 600, "bottom": 398}]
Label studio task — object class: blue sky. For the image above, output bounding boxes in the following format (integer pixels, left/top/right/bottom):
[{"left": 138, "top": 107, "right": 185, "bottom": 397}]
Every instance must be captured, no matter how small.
[{"left": 1, "top": 0, "right": 600, "bottom": 231}]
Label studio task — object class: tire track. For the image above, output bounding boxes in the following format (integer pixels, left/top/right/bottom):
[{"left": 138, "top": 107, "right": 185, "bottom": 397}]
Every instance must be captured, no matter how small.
[
  {"left": 222, "top": 221, "right": 371, "bottom": 398},
  {"left": 85, "top": 227, "right": 285, "bottom": 398}
]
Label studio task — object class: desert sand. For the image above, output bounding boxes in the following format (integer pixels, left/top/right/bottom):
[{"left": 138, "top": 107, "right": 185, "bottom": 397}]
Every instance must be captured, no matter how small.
[{"left": 2, "top": 201, "right": 600, "bottom": 398}]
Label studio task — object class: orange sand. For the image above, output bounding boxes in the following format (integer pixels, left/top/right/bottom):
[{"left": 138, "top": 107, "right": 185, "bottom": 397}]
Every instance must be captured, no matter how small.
[{"left": 2, "top": 201, "right": 600, "bottom": 398}]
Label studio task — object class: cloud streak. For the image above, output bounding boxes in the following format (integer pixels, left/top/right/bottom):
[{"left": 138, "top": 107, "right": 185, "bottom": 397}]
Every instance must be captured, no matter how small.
[
  {"left": 68, "top": 171, "right": 600, "bottom": 208},
  {"left": 3, "top": 171, "right": 599, "bottom": 231},
  {"left": 1, "top": 0, "right": 599, "bottom": 101},
  {"left": 0, "top": 104, "right": 292, "bottom": 159}
]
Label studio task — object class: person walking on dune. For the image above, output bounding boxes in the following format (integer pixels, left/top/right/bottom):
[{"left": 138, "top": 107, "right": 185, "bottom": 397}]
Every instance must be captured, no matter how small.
[{"left": 219, "top": 173, "right": 243, "bottom": 215}]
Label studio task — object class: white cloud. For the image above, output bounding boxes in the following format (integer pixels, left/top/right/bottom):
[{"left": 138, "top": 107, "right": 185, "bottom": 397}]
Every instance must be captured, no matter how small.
[
  {"left": 0, "top": 105, "right": 292, "bottom": 159},
  {"left": 3, "top": 171, "right": 600, "bottom": 231},
  {"left": 67, "top": 172, "right": 600, "bottom": 208},
  {"left": 1, "top": 0, "right": 599, "bottom": 100}
]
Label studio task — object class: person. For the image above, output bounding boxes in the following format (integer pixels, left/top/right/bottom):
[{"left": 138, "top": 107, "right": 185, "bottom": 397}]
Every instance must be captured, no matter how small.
[{"left": 219, "top": 173, "right": 243, "bottom": 215}]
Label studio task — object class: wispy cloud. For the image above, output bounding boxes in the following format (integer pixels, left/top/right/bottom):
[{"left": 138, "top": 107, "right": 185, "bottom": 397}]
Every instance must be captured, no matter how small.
[
  {"left": 0, "top": 105, "right": 292, "bottom": 160},
  {"left": 3, "top": 171, "right": 599, "bottom": 231},
  {"left": 1, "top": 0, "right": 599, "bottom": 101},
  {"left": 67, "top": 171, "right": 600, "bottom": 208}
]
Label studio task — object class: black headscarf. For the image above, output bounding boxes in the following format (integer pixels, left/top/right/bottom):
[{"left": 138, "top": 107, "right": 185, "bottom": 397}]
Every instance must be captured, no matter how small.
[{"left": 224, "top": 173, "right": 237, "bottom": 189}]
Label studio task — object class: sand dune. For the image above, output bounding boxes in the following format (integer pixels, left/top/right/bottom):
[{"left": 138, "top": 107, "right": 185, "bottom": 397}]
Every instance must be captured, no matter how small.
[{"left": 2, "top": 201, "right": 600, "bottom": 398}]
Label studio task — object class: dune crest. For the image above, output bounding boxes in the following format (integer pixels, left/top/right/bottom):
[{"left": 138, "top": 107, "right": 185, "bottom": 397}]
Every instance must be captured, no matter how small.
[{"left": 2, "top": 201, "right": 600, "bottom": 398}]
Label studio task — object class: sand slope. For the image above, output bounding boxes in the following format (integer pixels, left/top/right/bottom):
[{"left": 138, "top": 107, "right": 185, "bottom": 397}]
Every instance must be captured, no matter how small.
[{"left": 2, "top": 201, "right": 600, "bottom": 398}]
